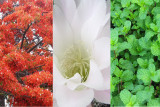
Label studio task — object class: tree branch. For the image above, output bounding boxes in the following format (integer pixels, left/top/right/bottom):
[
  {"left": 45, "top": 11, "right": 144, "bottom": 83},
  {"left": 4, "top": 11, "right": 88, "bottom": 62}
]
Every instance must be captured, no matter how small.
[
  {"left": 20, "top": 23, "right": 32, "bottom": 49},
  {"left": 27, "top": 64, "right": 45, "bottom": 72},
  {"left": 17, "top": 64, "right": 45, "bottom": 76},
  {"left": 27, "top": 40, "right": 43, "bottom": 53}
]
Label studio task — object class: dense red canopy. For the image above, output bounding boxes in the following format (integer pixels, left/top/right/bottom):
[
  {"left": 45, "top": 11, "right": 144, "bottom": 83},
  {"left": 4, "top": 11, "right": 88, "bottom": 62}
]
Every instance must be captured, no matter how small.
[{"left": 0, "top": 0, "right": 53, "bottom": 106}]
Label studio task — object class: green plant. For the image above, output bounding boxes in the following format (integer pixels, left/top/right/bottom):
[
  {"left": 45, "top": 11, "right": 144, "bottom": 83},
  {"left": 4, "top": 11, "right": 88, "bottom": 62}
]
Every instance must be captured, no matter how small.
[{"left": 111, "top": 0, "right": 160, "bottom": 106}]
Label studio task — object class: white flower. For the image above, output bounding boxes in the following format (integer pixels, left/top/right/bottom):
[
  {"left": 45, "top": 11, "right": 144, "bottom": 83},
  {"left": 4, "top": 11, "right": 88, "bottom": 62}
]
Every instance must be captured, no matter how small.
[{"left": 53, "top": 0, "right": 110, "bottom": 107}]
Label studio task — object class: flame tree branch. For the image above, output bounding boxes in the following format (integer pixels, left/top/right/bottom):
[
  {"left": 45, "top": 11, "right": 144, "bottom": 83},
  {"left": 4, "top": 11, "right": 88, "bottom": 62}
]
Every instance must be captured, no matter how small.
[
  {"left": 20, "top": 23, "right": 32, "bottom": 49},
  {"left": 27, "top": 40, "right": 43, "bottom": 53}
]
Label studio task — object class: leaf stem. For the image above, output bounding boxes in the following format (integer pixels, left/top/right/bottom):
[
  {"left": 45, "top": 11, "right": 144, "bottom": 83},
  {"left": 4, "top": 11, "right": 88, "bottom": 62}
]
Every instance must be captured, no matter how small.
[{"left": 149, "top": 80, "right": 152, "bottom": 88}]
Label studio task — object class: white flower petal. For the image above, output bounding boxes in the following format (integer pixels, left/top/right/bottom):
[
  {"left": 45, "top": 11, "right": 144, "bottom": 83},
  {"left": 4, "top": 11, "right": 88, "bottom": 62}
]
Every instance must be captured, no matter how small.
[
  {"left": 83, "top": 60, "right": 104, "bottom": 90},
  {"left": 74, "top": 0, "right": 81, "bottom": 7},
  {"left": 106, "top": 0, "right": 110, "bottom": 14},
  {"left": 54, "top": 0, "right": 76, "bottom": 24},
  {"left": 66, "top": 73, "right": 82, "bottom": 90},
  {"left": 79, "top": 0, "right": 107, "bottom": 46},
  {"left": 53, "top": 63, "right": 66, "bottom": 86},
  {"left": 97, "top": 13, "right": 110, "bottom": 39},
  {"left": 53, "top": 5, "right": 74, "bottom": 57},
  {"left": 93, "top": 37, "right": 110, "bottom": 70},
  {"left": 77, "top": 0, "right": 106, "bottom": 26},
  {"left": 94, "top": 89, "right": 110, "bottom": 104},
  {"left": 55, "top": 85, "right": 94, "bottom": 107},
  {"left": 101, "top": 67, "right": 110, "bottom": 90},
  {"left": 71, "top": 0, "right": 107, "bottom": 44}
]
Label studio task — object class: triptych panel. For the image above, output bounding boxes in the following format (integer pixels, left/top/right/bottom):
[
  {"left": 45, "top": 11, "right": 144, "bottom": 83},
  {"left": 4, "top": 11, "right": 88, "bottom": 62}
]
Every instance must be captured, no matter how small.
[{"left": 0, "top": 0, "right": 160, "bottom": 106}]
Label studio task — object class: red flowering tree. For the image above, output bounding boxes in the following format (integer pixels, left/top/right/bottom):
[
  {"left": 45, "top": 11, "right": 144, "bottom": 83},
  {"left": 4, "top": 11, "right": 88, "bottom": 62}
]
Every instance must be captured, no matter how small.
[{"left": 0, "top": 0, "right": 53, "bottom": 106}]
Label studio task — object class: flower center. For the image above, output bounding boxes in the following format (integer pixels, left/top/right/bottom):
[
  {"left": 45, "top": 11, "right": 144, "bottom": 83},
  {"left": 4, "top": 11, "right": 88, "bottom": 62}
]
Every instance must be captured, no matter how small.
[{"left": 59, "top": 43, "right": 90, "bottom": 82}]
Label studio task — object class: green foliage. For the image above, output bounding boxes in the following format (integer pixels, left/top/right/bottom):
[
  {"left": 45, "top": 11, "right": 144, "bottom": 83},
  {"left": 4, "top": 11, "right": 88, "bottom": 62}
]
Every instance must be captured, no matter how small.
[
  {"left": 120, "top": 89, "right": 131, "bottom": 104},
  {"left": 111, "top": 0, "right": 160, "bottom": 106}
]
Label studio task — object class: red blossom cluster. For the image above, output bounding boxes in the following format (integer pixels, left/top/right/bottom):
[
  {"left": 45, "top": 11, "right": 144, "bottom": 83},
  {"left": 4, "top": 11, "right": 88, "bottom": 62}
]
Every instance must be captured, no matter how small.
[
  {"left": 0, "top": 0, "right": 53, "bottom": 106},
  {"left": 0, "top": 2, "right": 13, "bottom": 12},
  {"left": 22, "top": 71, "right": 53, "bottom": 87},
  {"left": 2, "top": 52, "right": 27, "bottom": 73}
]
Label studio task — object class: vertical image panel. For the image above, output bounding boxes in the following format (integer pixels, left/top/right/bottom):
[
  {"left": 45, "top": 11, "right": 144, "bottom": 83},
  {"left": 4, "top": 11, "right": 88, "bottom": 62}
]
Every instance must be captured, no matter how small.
[
  {"left": 53, "top": 0, "right": 110, "bottom": 107},
  {"left": 111, "top": 0, "right": 160, "bottom": 106},
  {"left": 0, "top": 0, "right": 53, "bottom": 106}
]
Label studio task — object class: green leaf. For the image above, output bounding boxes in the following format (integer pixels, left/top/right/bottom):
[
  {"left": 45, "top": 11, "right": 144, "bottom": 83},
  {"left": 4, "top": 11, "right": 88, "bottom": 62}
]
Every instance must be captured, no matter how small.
[
  {"left": 139, "top": 37, "right": 151, "bottom": 50},
  {"left": 112, "top": 95, "right": 124, "bottom": 106},
  {"left": 145, "top": 30, "right": 155, "bottom": 40},
  {"left": 150, "top": 69, "right": 160, "bottom": 82},
  {"left": 137, "top": 69, "right": 151, "bottom": 85},
  {"left": 137, "top": 58, "right": 148, "bottom": 68},
  {"left": 155, "top": 14, "right": 160, "bottom": 27},
  {"left": 132, "top": 85, "right": 144, "bottom": 93},
  {"left": 120, "top": 89, "right": 132, "bottom": 104},
  {"left": 123, "top": 20, "right": 131, "bottom": 33},
  {"left": 120, "top": 8, "right": 130, "bottom": 18},
  {"left": 156, "top": 70, "right": 160, "bottom": 81},
  {"left": 111, "top": 29, "right": 118, "bottom": 46},
  {"left": 113, "top": 67, "right": 122, "bottom": 77},
  {"left": 147, "top": 98, "right": 160, "bottom": 106},
  {"left": 119, "top": 59, "right": 135, "bottom": 72},
  {"left": 127, "top": 35, "right": 142, "bottom": 55},
  {"left": 130, "top": 95, "right": 137, "bottom": 105},
  {"left": 124, "top": 20, "right": 131, "bottom": 29},
  {"left": 121, "top": 70, "right": 134, "bottom": 82},
  {"left": 139, "top": 7, "right": 148, "bottom": 19},
  {"left": 125, "top": 52, "right": 130, "bottom": 60},
  {"left": 145, "top": 16, "right": 151, "bottom": 28},
  {"left": 148, "top": 63, "right": 155, "bottom": 72},
  {"left": 158, "top": 34, "right": 160, "bottom": 43},
  {"left": 111, "top": 59, "right": 118, "bottom": 75},
  {"left": 150, "top": 23, "right": 158, "bottom": 32},
  {"left": 151, "top": 41, "right": 160, "bottom": 56},
  {"left": 136, "top": 91, "right": 148, "bottom": 104},
  {"left": 124, "top": 81, "right": 134, "bottom": 90},
  {"left": 131, "top": 0, "right": 139, "bottom": 4},
  {"left": 144, "top": 86, "right": 154, "bottom": 99},
  {"left": 116, "top": 42, "right": 131, "bottom": 53},
  {"left": 111, "top": 82, "right": 115, "bottom": 92},
  {"left": 151, "top": 74, "right": 159, "bottom": 82},
  {"left": 154, "top": 0, "right": 159, "bottom": 3},
  {"left": 121, "top": 0, "right": 131, "bottom": 7},
  {"left": 152, "top": 7, "right": 160, "bottom": 15},
  {"left": 112, "top": 77, "right": 120, "bottom": 85},
  {"left": 145, "top": 0, "right": 154, "bottom": 5},
  {"left": 136, "top": 86, "right": 154, "bottom": 104}
]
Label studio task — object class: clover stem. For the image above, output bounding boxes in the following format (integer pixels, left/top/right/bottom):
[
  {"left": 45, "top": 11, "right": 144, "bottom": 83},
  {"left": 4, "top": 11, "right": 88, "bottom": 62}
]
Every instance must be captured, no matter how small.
[
  {"left": 114, "top": 50, "right": 117, "bottom": 59},
  {"left": 149, "top": 80, "right": 152, "bottom": 88}
]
